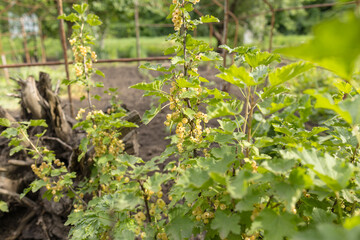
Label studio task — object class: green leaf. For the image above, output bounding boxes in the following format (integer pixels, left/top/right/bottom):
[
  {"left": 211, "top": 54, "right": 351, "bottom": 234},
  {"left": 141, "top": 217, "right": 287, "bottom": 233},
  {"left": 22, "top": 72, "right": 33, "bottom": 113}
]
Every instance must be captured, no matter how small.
[
  {"left": 305, "top": 89, "right": 352, "bottom": 125},
  {"left": 30, "top": 119, "right": 47, "bottom": 127},
  {"left": 183, "top": 108, "right": 196, "bottom": 120},
  {"left": 171, "top": 56, "right": 184, "bottom": 65},
  {"left": 217, "top": 64, "right": 258, "bottom": 87},
  {"left": 86, "top": 13, "right": 102, "bottom": 26},
  {"left": 31, "top": 179, "right": 47, "bottom": 192},
  {"left": 218, "top": 119, "right": 237, "bottom": 133},
  {"left": 73, "top": 3, "right": 88, "bottom": 14},
  {"left": 0, "top": 201, "right": 9, "bottom": 212},
  {"left": 334, "top": 79, "right": 352, "bottom": 94},
  {"left": 291, "top": 149, "right": 353, "bottom": 191},
  {"left": 200, "top": 15, "right": 219, "bottom": 23},
  {"left": 293, "top": 223, "right": 360, "bottom": 240},
  {"left": 261, "top": 158, "right": 296, "bottom": 174},
  {"left": 145, "top": 172, "right": 170, "bottom": 193},
  {"left": 142, "top": 104, "right": 162, "bottom": 125},
  {"left": 176, "top": 77, "right": 199, "bottom": 88},
  {"left": 207, "top": 101, "right": 242, "bottom": 119},
  {"left": 344, "top": 216, "right": 360, "bottom": 230},
  {"left": 245, "top": 51, "right": 281, "bottom": 68},
  {"left": 58, "top": 13, "right": 80, "bottom": 22},
  {"left": 178, "top": 168, "right": 211, "bottom": 189},
  {"left": 273, "top": 182, "right": 302, "bottom": 212},
  {"left": 10, "top": 145, "right": 24, "bottom": 156},
  {"left": 269, "top": 61, "right": 313, "bottom": 87},
  {"left": 0, "top": 118, "right": 11, "bottom": 127},
  {"left": 20, "top": 187, "right": 31, "bottom": 199},
  {"left": 227, "top": 170, "right": 254, "bottom": 199},
  {"left": 95, "top": 69, "right": 105, "bottom": 78},
  {"left": 184, "top": 3, "right": 194, "bottom": 12},
  {"left": 131, "top": 79, "right": 164, "bottom": 91},
  {"left": 338, "top": 94, "right": 360, "bottom": 126},
  {"left": 211, "top": 211, "right": 241, "bottom": 239},
  {"left": 276, "top": 13, "right": 360, "bottom": 80},
  {"left": 139, "top": 63, "right": 174, "bottom": 72},
  {"left": 251, "top": 209, "right": 298, "bottom": 240},
  {"left": 200, "top": 51, "right": 221, "bottom": 61},
  {"left": 166, "top": 215, "right": 193, "bottom": 240}
]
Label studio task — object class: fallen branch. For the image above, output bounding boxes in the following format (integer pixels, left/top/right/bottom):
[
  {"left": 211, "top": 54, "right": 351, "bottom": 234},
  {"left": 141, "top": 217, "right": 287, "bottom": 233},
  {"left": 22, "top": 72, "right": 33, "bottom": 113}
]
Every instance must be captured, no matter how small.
[
  {"left": 0, "top": 187, "right": 38, "bottom": 210},
  {"left": 42, "top": 136, "right": 73, "bottom": 151},
  {"left": 8, "top": 159, "right": 33, "bottom": 166}
]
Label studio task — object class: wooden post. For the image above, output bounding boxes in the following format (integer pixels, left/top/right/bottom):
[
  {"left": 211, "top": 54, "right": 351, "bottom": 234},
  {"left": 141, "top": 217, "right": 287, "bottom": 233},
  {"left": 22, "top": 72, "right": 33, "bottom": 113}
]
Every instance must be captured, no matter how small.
[
  {"left": 0, "top": 32, "right": 9, "bottom": 83},
  {"left": 222, "top": 0, "right": 229, "bottom": 67},
  {"left": 263, "top": 0, "right": 275, "bottom": 52},
  {"left": 134, "top": 0, "right": 141, "bottom": 65},
  {"left": 56, "top": 0, "right": 74, "bottom": 118},
  {"left": 20, "top": 17, "right": 31, "bottom": 63},
  {"left": 38, "top": 20, "right": 47, "bottom": 63}
]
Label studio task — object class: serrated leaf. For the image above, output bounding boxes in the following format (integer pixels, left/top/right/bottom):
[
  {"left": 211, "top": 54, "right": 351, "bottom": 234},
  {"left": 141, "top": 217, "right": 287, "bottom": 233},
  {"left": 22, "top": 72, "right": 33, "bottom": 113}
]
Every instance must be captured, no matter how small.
[
  {"left": 166, "top": 215, "right": 193, "bottom": 240},
  {"left": 207, "top": 101, "right": 242, "bottom": 119},
  {"left": 291, "top": 149, "right": 353, "bottom": 191},
  {"left": 73, "top": 3, "right": 88, "bottom": 14},
  {"left": 269, "top": 61, "right": 313, "bottom": 86},
  {"left": 200, "top": 15, "right": 219, "bottom": 23},
  {"left": 227, "top": 170, "right": 254, "bottom": 199},
  {"left": 217, "top": 64, "right": 258, "bottom": 87},
  {"left": 31, "top": 179, "right": 47, "bottom": 192},
  {"left": 251, "top": 209, "right": 298, "bottom": 240},
  {"left": 211, "top": 211, "right": 241, "bottom": 239},
  {"left": 305, "top": 89, "right": 352, "bottom": 125},
  {"left": 245, "top": 51, "right": 281, "bottom": 68},
  {"left": 261, "top": 158, "right": 296, "bottom": 174},
  {"left": 86, "top": 13, "right": 102, "bottom": 26}
]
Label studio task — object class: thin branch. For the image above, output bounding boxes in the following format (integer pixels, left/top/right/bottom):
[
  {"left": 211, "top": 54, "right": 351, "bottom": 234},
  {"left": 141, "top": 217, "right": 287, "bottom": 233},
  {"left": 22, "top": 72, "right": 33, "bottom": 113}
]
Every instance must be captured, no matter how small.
[
  {"left": 263, "top": 0, "right": 276, "bottom": 52},
  {"left": 19, "top": 128, "right": 88, "bottom": 208},
  {"left": 42, "top": 136, "right": 73, "bottom": 151},
  {"left": 8, "top": 159, "right": 33, "bottom": 166}
]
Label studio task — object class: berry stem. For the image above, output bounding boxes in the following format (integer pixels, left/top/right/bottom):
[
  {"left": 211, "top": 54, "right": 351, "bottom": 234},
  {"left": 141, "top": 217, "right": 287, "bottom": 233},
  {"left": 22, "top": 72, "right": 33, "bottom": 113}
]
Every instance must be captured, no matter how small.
[{"left": 138, "top": 180, "right": 152, "bottom": 223}]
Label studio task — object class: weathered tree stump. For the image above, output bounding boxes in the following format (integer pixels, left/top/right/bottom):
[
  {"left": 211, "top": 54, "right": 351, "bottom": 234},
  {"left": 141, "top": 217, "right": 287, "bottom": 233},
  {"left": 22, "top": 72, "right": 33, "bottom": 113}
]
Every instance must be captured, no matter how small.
[{"left": 0, "top": 72, "right": 142, "bottom": 239}]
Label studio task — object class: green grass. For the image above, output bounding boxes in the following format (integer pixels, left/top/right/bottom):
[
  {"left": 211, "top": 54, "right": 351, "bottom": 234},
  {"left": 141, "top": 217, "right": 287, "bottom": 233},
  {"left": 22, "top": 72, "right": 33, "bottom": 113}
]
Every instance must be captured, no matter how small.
[
  {"left": 100, "top": 36, "right": 217, "bottom": 59},
  {"left": 258, "top": 35, "right": 312, "bottom": 50},
  {"left": 0, "top": 66, "right": 70, "bottom": 110}
]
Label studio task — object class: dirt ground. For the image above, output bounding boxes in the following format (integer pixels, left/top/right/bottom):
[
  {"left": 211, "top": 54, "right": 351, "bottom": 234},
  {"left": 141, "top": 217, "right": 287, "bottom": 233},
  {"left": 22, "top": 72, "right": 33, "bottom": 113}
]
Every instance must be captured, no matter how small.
[{"left": 69, "top": 64, "right": 223, "bottom": 162}]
